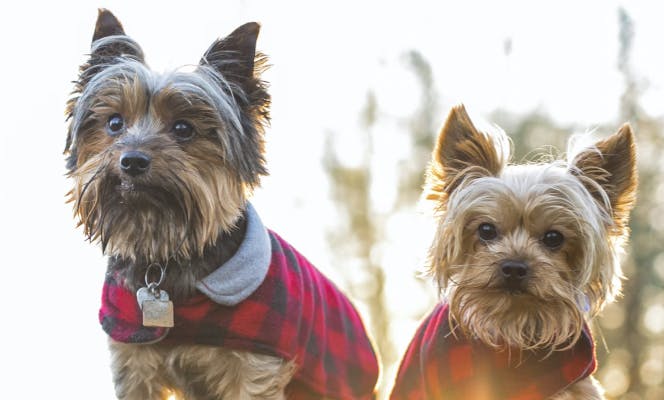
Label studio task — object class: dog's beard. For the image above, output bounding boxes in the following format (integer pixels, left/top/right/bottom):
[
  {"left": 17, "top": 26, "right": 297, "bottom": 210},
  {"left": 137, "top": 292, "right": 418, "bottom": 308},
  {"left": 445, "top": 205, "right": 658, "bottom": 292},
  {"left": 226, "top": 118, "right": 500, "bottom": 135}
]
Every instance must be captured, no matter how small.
[
  {"left": 447, "top": 279, "right": 584, "bottom": 351},
  {"left": 84, "top": 172, "right": 190, "bottom": 261},
  {"left": 70, "top": 150, "right": 245, "bottom": 263}
]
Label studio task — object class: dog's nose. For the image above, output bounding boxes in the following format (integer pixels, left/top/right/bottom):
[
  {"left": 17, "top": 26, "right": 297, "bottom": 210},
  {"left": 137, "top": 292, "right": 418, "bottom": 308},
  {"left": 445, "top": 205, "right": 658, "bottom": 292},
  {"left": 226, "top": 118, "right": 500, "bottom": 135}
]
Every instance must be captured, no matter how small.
[
  {"left": 500, "top": 260, "right": 528, "bottom": 281},
  {"left": 120, "top": 151, "right": 151, "bottom": 176}
]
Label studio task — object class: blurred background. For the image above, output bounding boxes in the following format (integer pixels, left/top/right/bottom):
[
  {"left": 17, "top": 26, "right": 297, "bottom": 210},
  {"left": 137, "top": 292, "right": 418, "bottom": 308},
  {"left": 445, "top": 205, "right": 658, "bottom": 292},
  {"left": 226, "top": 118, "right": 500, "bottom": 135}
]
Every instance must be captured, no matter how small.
[{"left": 0, "top": 1, "right": 662, "bottom": 399}]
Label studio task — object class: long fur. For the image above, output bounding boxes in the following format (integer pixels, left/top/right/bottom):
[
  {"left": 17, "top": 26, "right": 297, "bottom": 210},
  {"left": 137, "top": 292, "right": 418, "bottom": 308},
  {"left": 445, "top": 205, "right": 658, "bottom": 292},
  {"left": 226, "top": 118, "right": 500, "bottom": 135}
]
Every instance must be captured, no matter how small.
[
  {"left": 65, "top": 10, "right": 296, "bottom": 400},
  {"left": 109, "top": 342, "right": 295, "bottom": 400},
  {"left": 425, "top": 105, "right": 637, "bottom": 398}
]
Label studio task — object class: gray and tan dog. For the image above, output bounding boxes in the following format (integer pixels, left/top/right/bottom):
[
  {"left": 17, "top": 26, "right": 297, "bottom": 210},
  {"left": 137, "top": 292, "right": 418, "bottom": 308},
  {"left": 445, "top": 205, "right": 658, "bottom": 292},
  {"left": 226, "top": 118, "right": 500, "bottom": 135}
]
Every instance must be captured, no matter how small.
[{"left": 65, "top": 9, "right": 379, "bottom": 400}]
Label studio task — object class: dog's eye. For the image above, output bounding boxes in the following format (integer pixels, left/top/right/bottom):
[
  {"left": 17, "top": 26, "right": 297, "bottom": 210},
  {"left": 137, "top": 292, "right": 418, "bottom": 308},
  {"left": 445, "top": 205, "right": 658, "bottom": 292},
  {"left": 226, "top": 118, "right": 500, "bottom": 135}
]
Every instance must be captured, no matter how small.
[
  {"left": 478, "top": 223, "right": 498, "bottom": 241},
  {"left": 172, "top": 120, "right": 195, "bottom": 141},
  {"left": 542, "top": 230, "right": 564, "bottom": 249},
  {"left": 107, "top": 114, "right": 125, "bottom": 136}
]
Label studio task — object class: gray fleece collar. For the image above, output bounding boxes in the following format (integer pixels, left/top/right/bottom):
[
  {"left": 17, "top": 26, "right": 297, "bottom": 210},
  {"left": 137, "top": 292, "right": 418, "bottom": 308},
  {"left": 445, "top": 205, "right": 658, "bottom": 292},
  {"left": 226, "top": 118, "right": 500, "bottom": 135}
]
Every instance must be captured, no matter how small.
[{"left": 195, "top": 203, "right": 271, "bottom": 306}]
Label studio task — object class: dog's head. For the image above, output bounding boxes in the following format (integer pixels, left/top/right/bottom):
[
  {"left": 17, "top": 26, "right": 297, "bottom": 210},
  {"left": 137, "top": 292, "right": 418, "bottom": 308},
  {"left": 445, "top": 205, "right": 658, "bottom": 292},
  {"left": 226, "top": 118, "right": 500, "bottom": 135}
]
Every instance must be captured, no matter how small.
[
  {"left": 65, "top": 9, "right": 269, "bottom": 263},
  {"left": 426, "top": 105, "right": 637, "bottom": 350}
]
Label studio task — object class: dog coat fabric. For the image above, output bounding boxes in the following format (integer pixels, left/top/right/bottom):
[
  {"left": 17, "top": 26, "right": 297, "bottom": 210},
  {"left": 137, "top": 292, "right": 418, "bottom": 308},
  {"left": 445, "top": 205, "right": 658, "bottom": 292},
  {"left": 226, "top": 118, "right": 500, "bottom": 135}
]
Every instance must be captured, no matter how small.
[
  {"left": 390, "top": 303, "right": 597, "bottom": 400},
  {"left": 99, "top": 204, "right": 379, "bottom": 400}
]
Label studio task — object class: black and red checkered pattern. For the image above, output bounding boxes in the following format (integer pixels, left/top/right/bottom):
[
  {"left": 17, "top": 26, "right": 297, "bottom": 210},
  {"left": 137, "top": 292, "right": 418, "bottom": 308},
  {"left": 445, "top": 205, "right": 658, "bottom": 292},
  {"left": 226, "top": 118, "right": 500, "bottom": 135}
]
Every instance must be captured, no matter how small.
[
  {"left": 100, "top": 230, "right": 379, "bottom": 399},
  {"left": 390, "top": 303, "right": 596, "bottom": 400}
]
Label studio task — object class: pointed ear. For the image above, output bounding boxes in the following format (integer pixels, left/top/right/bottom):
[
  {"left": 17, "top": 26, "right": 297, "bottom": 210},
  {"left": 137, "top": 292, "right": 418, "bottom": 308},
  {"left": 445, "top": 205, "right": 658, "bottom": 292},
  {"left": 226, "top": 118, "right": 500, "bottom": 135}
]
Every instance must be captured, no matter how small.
[
  {"left": 197, "top": 22, "right": 270, "bottom": 188},
  {"left": 71, "top": 9, "right": 144, "bottom": 93},
  {"left": 92, "top": 9, "right": 126, "bottom": 42},
  {"left": 88, "top": 9, "right": 144, "bottom": 62},
  {"left": 65, "top": 9, "right": 145, "bottom": 159},
  {"left": 200, "top": 22, "right": 261, "bottom": 84},
  {"left": 76, "top": 9, "right": 144, "bottom": 88},
  {"left": 571, "top": 124, "right": 638, "bottom": 232},
  {"left": 426, "top": 105, "right": 506, "bottom": 200}
]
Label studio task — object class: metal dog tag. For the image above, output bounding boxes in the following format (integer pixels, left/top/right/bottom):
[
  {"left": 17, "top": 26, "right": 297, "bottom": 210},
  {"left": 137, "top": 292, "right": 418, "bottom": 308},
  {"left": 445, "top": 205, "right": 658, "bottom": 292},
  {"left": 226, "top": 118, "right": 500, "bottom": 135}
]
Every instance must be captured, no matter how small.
[
  {"left": 142, "top": 299, "right": 174, "bottom": 327},
  {"left": 137, "top": 287, "right": 174, "bottom": 328},
  {"left": 137, "top": 286, "right": 170, "bottom": 307}
]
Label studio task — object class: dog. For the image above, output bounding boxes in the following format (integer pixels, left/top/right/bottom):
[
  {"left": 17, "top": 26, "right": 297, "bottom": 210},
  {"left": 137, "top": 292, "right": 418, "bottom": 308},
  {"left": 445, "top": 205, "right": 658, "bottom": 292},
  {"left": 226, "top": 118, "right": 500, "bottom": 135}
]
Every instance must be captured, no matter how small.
[
  {"left": 390, "top": 105, "right": 637, "bottom": 399},
  {"left": 65, "top": 9, "right": 379, "bottom": 400}
]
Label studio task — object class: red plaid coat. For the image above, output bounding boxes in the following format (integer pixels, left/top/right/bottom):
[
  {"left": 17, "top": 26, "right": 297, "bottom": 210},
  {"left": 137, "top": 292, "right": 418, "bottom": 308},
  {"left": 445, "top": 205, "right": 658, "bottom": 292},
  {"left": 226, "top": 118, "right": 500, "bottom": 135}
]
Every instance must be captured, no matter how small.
[
  {"left": 100, "top": 230, "right": 379, "bottom": 400},
  {"left": 390, "top": 304, "right": 597, "bottom": 400}
]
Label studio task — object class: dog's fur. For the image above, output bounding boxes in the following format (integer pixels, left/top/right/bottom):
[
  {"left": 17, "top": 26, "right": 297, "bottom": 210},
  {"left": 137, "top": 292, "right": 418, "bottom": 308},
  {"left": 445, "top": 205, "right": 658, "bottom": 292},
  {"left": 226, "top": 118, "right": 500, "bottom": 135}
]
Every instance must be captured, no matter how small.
[
  {"left": 425, "top": 105, "right": 637, "bottom": 399},
  {"left": 65, "top": 10, "right": 299, "bottom": 400}
]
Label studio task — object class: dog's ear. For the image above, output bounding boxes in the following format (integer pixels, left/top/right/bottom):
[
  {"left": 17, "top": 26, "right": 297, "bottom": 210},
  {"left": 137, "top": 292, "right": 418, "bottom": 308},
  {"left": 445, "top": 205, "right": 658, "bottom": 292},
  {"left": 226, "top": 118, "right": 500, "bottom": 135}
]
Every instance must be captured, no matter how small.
[
  {"left": 92, "top": 9, "right": 126, "bottom": 42},
  {"left": 571, "top": 124, "right": 637, "bottom": 233},
  {"left": 65, "top": 9, "right": 145, "bottom": 162},
  {"left": 87, "top": 9, "right": 145, "bottom": 64},
  {"left": 198, "top": 22, "right": 270, "bottom": 188},
  {"left": 74, "top": 9, "right": 145, "bottom": 91},
  {"left": 200, "top": 22, "right": 262, "bottom": 86},
  {"left": 426, "top": 105, "right": 506, "bottom": 201}
]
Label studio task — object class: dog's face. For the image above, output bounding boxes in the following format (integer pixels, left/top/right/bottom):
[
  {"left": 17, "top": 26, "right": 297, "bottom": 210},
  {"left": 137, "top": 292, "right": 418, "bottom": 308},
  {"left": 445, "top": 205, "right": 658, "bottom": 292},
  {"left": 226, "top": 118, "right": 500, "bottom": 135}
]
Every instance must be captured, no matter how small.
[
  {"left": 65, "top": 10, "right": 269, "bottom": 263},
  {"left": 426, "top": 105, "right": 637, "bottom": 350}
]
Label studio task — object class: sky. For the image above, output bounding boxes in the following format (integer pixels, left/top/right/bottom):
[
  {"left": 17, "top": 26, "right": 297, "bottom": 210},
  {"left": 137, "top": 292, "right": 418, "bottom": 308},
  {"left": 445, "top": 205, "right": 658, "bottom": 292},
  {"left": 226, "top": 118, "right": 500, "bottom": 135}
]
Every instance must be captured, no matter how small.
[{"left": 0, "top": 0, "right": 661, "bottom": 398}]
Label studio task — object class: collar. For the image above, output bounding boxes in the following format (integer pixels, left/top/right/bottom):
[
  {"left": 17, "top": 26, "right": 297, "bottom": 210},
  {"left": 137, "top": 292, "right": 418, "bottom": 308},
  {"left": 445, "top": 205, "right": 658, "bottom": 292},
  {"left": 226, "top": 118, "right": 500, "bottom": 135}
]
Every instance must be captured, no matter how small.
[
  {"left": 100, "top": 226, "right": 380, "bottom": 399},
  {"left": 391, "top": 303, "right": 597, "bottom": 400},
  {"left": 195, "top": 202, "right": 271, "bottom": 306}
]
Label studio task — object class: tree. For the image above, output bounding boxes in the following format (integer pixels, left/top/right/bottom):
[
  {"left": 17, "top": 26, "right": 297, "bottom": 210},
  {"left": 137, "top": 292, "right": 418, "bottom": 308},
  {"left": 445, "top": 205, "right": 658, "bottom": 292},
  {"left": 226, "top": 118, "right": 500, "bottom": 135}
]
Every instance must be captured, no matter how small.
[
  {"left": 323, "top": 51, "right": 440, "bottom": 398},
  {"left": 594, "top": 8, "right": 664, "bottom": 399}
]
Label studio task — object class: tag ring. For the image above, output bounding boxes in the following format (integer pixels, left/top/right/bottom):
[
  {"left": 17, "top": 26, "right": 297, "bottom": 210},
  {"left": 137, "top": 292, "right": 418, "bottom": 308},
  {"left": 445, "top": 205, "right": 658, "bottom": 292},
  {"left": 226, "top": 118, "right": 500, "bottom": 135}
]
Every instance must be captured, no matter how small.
[{"left": 144, "top": 263, "right": 166, "bottom": 288}]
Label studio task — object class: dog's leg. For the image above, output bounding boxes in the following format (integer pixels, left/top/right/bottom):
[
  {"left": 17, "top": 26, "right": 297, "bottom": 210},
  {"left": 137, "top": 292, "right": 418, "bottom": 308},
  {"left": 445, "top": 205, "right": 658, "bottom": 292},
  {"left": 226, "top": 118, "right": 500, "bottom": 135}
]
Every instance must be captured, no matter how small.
[
  {"left": 550, "top": 376, "right": 605, "bottom": 400},
  {"left": 109, "top": 340, "right": 172, "bottom": 400},
  {"left": 168, "top": 345, "right": 295, "bottom": 400}
]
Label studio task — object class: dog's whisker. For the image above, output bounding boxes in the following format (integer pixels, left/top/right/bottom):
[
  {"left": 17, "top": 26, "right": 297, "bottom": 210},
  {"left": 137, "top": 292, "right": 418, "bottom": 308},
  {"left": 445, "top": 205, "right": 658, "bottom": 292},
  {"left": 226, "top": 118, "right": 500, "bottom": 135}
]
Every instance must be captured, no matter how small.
[
  {"left": 447, "top": 261, "right": 488, "bottom": 269},
  {"left": 76, "top": 153, "right": 110, "bottom": 209}
]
